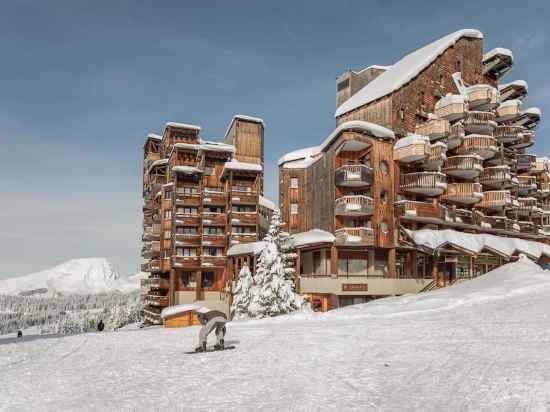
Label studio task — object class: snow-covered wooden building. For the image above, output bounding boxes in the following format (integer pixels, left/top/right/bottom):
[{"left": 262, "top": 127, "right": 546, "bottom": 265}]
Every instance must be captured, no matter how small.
[{"left": 279, "top": 29, "right": 549, "bottom": 310}]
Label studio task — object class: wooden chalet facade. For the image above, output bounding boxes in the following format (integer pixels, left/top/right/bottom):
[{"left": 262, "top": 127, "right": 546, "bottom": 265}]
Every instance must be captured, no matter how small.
[
  {"left": 141, "top": 115, "right": 275, "bottom": 325},
  {"left": 279, "top": 29, "right": 548, "bottom": 310}
]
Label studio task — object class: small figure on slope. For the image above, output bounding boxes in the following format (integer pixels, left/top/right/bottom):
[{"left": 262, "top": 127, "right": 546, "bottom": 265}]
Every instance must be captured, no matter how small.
[
  {"left": 97, "top": 319, "right": 105, "bottom": 332},
  {"left": 195, "top": 309, "right": 227, "bottom": 352},
  {"left": 249, "top": 209, "right": 306, "bottom": 318},
  {"left": 231, "top": 263, "right": 255, "bottom": 320}
]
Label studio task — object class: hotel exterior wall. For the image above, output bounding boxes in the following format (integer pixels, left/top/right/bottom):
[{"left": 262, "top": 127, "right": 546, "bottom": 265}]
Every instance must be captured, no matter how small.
[{"left": 299, "top": 276, "right": 432, "bottom": 296}]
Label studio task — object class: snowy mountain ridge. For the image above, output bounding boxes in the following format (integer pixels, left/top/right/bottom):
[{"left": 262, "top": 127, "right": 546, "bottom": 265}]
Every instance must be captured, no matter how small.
[{"left": 0, "top": 258, "right": 140, "bottom": 296}]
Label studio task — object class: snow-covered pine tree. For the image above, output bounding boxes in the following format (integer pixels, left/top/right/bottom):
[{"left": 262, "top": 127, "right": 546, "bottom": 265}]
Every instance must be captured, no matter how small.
[
  {"left": 249, "top": 209, "right": 305, "bottom": 318},
  {"left": 231, "top": 263, "right": 255, "bottom": 319}
]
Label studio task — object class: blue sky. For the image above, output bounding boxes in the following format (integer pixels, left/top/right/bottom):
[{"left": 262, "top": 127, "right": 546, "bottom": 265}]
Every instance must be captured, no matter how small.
[{"left": 1, "top": 0, "right": 549, "bottom": 278}]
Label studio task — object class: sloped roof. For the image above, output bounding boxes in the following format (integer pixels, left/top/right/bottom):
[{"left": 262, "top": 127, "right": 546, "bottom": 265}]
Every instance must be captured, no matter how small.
[{"left": 335, "top": 29, "right": 484, "bottom": 117}]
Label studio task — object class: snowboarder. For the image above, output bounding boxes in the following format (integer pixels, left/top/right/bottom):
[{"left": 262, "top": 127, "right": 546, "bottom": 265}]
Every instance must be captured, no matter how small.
[
  {"left": 97, "top": 319, "right": 105, "bottom": 332},
  {"left": 195, "top": 309, "right": 227, "bottom": 352},
  {"left": 17, "top": 330, "right": 22, "bottom": 338}
]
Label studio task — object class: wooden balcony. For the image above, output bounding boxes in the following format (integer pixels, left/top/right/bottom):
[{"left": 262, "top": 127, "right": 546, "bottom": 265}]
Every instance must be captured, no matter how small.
[
  {"left": 201, "top": 256, "right": 227, "bottom": 268},
  {"left": 455, "top": 135, "right": 497, "bottom": 160},
  {"left": 334, "top": 227, "right": 374, "bottom": 246},
  {"left": 334, "top": 195, "right": 374, "bottom": 216},
  {"left": 141, "top": 276, "right": 169, "bottom": 289},
  {"left": 335, "top": 164, "right": 373, "bottom": 187},
  {"left": 541, "top": 225, "right": 550, "bottom": 236},
  {"left": 174, "top": 233, "right": 201, "bottom": 246},
  {"left": 518, "top": 221, "right": 537, "bottom": 234},
  {"left": 532, "top": 157, "right": 549, "bottom": 174},
  {"left": 415, "top": 118, "right": 450, "bottom": 141},
  {"left": 479, "top": 166, "right": 512, "bottom": 188},
  {"left": 143, "top": 198, "right": 156, "bottom": 211},
  {"left": 538, "top": 183, "right": 550, "bottom": 198},
  {"left": 517, "top": 197, "right": 538, "bottom": 216},
  {"left": 142, "top": 225, "right": 160, "bottom": 241},
  {"left": 141, "top": 241, "right": 161, "bottom": 258},
  {"left": 396, "top": 200, "right": 443, "bottom": 220},
  {"left": 174, "top": 215, "right": 201, "bottom": 226},
  {"left": 512, "top": 108, "right": 541, "bottom": 130},
  {"left": 496, "top": 100, "right": 522, "bottom": 122},
  {"left": 400, "top": 172, "right": 446, "bottom": 196},
  {"left": 145, "top": 294, "right": 169, "bottom": 307},
  {"left": 175, "top": 195, "right": 201, "bottom": 207},
  {"left": 443, "top": 123, "right": 465, "bottom": 150},
  {"left": 510, "top": 130, "right": 534, "bottom": 150},
  {"left": 483, "top": 49, "right": 513, "bottom": 80},
  {"left": 202, "top": 212, "right": 227, "bottom": 226},
  {"left": 443, "top": 155, "right": 483, "bottom": 179},
  {"left": 230, "top": 212, "right": 257, "bottom": 226},
  {"left": 465, "top": 85, "right": 500, "bottom": 111},
  {"left": 421, "top": 142, "right": 447, "bottom": 171},
  {"left": 494, "top": 125, "right": 523, "bottom": 144},
  {"left": 202, "top": 234, "right": 227, "bottom": 247},
  {"left": 231, "top": 191, "right": 258, "bottom": 204},
  {"left": 516, "top": 154, "right": 536, "bottom": 171},
  {"left": 517, "top": 175, "right": 537, "bottom": 195},
  {"left": 230, "top": 233, "right": 258, "bottom": 243},
  {"left": 463, "top": 111, "right": 497, "bottom": 135},
  {"left": 477, "top": 190, "right": 514, "bottom": 210},
  {"left": 171, "top": 256, "right": 201, "bottom": 269},
  {"left": 203, "top": 191, "right": 227, "bottom": 206},
  {"left": 486, "top": 216, "right": 520, "bottom": 232},
  {"left": 453, "top": 209, "right": 475, "bottom": 225},
  {"left": 440, "top": 183, "right": 483, "bottom": 205},
  {"left": 434, "top": 94, "right": 467, "bottom": 122},
  {"left": 499, "top": 81, "right": 528, "bottom": 102}
]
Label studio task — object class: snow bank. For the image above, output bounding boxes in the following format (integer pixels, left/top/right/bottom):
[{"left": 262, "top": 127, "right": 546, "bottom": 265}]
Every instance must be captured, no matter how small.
[
  {"left": 0, "top": 258, "right": 139, "bottom": 296},
  {"left": 335, "top": 29, "right": 484, "bottom": 117}
]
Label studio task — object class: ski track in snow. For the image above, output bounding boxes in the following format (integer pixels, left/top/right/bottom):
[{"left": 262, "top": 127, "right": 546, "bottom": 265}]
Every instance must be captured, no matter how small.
[{"left": 2, "top": 262, "right": 550, "bottom": 411}]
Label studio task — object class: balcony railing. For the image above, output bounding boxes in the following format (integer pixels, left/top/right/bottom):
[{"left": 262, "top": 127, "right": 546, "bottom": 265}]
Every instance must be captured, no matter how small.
[
  {"left": 202, "top": 212, "right": 227, "bottom": 226},
  {"left": 440, "top": 183, "right": 483, "bottom": 205},
  {"left": 518, "top": 221, "right": 537, "bottom": 234},
  {"left": 463, "top": 111, "right": 497, "bottom": 135},
  {"left": 334, "top": 227, "right": 374, "bottom": 246},
  {"left": 171, "top": 256, "right": 201, "bottom": 268},
  {"left": 465, "top": 85, "right": 500, "bottom": 111},
  {"left": 496, "top": 100, "right": 522, "bottom": 122},
  {"left": 434, "top": 94, "right": 467, "bottom": 122},
  {"left": 415, "top": 118, "right": 450, "bottom": 141},
  {"left": 443, "top": 123, "right": 465, "bottom": 150},
  {"left": 142, "top": 225, "right": 161, "bottom": 241},
  {"left": 479, "top": 166, "right": 512, "bottom": 188},
  {"left": 532, "top": 158, "right": 549, "bottom": 174},
  {"left": 400, "top": 172, "right": 446, "bottom": 196},
  {"left": 141, "top": 276, "right": 169, "bottom": 289},
  {"left": 396, "top": 200, "right": 443, "bottom": 220},
  {"left": 174, "top": 233, "right": 201, "bottom": 246},
  {"left": 230, "top": 233, "right": 258, "bottom": 243},
  {"left": 453, "top": 209, "right": 475, "bottom": 225},
  {"left": 517, "top": 197, "right": 538, "bottom": 215},
  {"left": 486, "top": 216, "right": 519, "bottom": 232},
  {"left": 455, "top": 135, "right": 497, "bottom": 160},
  {"left": 539, "top": 183, "right": 550, "bottom": 197},
  {"left": 201, "top": 256, "right": 227, "bottom": 268},
  {"left": 231, "top": 191, "right": 258, "bottom": 204},
  {"left": 483, "top": 50, "right": 513, "bottom": 80},
  {"left": 510, "top": 131, "right": 535, "bottom": 150},
  {"left": 202, "top": 191, "right": 227, "bottom": 205},
  {"left": 230, "top": 212, "right": 257, "bottom": 225},
  {"left": 334, "top": 195, "right": 374, "bottom": 216},
  {"left": 175, "top": 195, "right": 201, "bottom": 207},
  {"left": 144, "top": 294, "right": 169, "bottom": 307},
  {"left": 516, "top": 154, "right": 536, "bottom": 171},
  {"left": 141, "top": 241, "right": 161, "bottom": 258},
  {"left": 517, "top": 176, "right": 537, "bottom": 195},
  {"left": 202, "top": 234, "right": 226, "bottom": 247},
  {"left": 421, "top": 142, "right": 447, "bottom": 171},
  {"left": 443, "top": 155, "right": 483, "bottom": 179},
  {"left": 335, "top": 164, "right": 373, "bottom": 187},
  {"left": 494, "top": 125, "right": 523, "bottom": 144},
  {"left": 174, "top": 215, "right": 201, "bottom": 226},
  {"left": 477, "top": 190, "right": 513, "bottom": 210}
]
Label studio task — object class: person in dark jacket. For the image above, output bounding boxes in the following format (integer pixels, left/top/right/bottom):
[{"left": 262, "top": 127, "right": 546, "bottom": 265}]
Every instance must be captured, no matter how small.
[
  {"left": 195, "top": 309, "right": 227, "bottom": 352},
  {"left": 17, "top": 330, "right": 23, "bottom": 338},
  {"left": 97, "top": 320, "right": 105, "bottom": 332}
]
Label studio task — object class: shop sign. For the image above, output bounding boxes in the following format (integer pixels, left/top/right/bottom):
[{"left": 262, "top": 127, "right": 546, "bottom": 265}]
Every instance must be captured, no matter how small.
[{"left": 342, "top": 283, "right": 368, "bottom": 292}]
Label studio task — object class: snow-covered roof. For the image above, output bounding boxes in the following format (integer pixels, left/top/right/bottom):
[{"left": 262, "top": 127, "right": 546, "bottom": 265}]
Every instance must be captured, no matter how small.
[
  {"left": 165, "top": 122, "right": 201, "bottom": 131},
  {"left": 498, "top": 80, "right": 528, "bottom": 92},
  {"left": 483, "top": 47, "right": 513, "bottom": 62},
  {"left": 223, "top": 160, "right": 263, "bottom": 173},
  {"left": 160, "top": 304, "right": 211, "bottom": 319},
  {"left": 351, "top": 65, "right": 392, "bottom": 75},
  {"left": 259, "top": 195, "right": 276, "bottom": 211},
  {"left": 171, "top": 165, "right": 202, "bottom": 174},
  {"left": 227, "top": 241, "right": 266, "bottom": 256},
  {"left": 171, "top": 141, "right": 235, "bottom": 155},
  {"left": 290, "top": 229, "right": 335, "bottom": 248},
  {"left": 223, "top": 114, "right": 265, "bottom": 140},
  {"left": 335, "top": 29, "right": 484, "bottom": 117},
  {"left": 498, "top": 99, "right": 522, "bottom": 109},
  {"left": 147, "top": 158, "right": 168, "bottom": 174},
  {"left": 394, "top": 134, "right": 429, "bottom": 150},
  {"left": 523, "top": 107, "right": 542, "bottom": 117},
  {"left": 147, "top": 133, "right": 162, "bottom": 141},
  {"left": 435, "top": 94, "right": 466, "bottom": 108},
  {"left": 278, "top": 146, "right": 321, "bottom": 167},
  {"left": 406, "top": 229, "right": 550, "bottom": 259}
]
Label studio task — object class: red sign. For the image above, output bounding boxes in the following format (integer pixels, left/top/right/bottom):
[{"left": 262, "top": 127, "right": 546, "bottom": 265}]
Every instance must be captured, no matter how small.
[{"left": 342, "top": 283, "right": 368, "bottom": 292}]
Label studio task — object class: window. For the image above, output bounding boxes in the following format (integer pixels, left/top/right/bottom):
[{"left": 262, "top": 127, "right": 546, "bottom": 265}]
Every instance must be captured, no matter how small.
[
  {"left": 180, "top": 271, "right": 195, "bottom": 287},
  {"left": 164, "top": 209, "right": 172, "bottom": 220},
  {"left": 204, "top": 206, "right": 224, "bottom": 214},
  {"left": 164, "top": 250, "right": 170, "bottom": 259},
  {"left": 380, "top": 161, "right": 389, "bottom": 175},
  {"left": 233, "top": 226, "right": 255, "bottom": 234},
  {"left": 176, "top": 226, "right": 197, "bottom": 235},
  {"left": 176, "top": 247, "right": 196, "bottom": 257},
  {"left": 337, "top": 78, "right": 350, "bottom": 92},
  {"left": 380, "top": 190, "right": 387, "bottom": 204},
  {"left": 380, "top": 222, "right": 389, "bottom": 233},
  {"left": 203, "top": 247, "right": 223, "bottom": 256},
  {"left": 202, "top": 272, "right": 215, "bottom": 288},
  {"left": 205, "top": 186, "right": 223, "bottom": 193},
  {"left": 203, "top": 167, "right": 214, "bottom": 176},
  {"left": 164, "top": 189, "right": 172, "bottom": 200},
  {"left": 232, "top": 205, "right": 256, "bottom": 213},
  {"left": 177, "top": 186, "right": 199, "bottom": 195},
  {"left": 177, "top": 206, "right": 198, "bottom": 215},
  {"left": 204, "top": 226, "right": 224, "bottom": 235},
  {"left": 338, "top": 258, "right": 367, "bottom": 276},
  {"left": 291, "top": 203, "right": 299, "bottom": 215},
  {"left": 290, "top": 178, "right": 299, "bottom": 189},
  {"left": 455, "top": 59, "right": 462, "bottom": 72},
  {"left": 399, "top": 107, "right": 404, "bottom": 121},
  {"left": 233, "top": 185, "right": 252, "bottom": 192},
  {"left": 164, "top": 230, "right": 171, "bottom": 240}
]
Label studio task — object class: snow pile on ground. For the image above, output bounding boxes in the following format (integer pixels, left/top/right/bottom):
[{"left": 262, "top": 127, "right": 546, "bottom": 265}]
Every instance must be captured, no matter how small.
[
  {"left": 0, "top": 258, "right": 139, "bottom": 296},
  {"left": 2, "top": 259, "right": 550, "bottom": 411}
]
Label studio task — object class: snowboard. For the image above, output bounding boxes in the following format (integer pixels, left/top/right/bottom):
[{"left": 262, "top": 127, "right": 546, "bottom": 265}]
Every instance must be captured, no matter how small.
[{"left": 185, "top": 345, "right": 236, "bottom": 354}]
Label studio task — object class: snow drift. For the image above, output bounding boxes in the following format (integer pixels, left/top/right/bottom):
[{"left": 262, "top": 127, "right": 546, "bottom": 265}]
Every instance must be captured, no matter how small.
[{"left": 0, "top": 258, "right": 139, "bottom": 296}]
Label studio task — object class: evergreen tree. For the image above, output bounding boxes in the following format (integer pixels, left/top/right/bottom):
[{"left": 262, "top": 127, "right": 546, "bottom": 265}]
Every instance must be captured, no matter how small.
[
  {"left": 249, "top": 209, "right": 305, "bottom": 318},
  {"left": 231, "top": 263, "right": 255, "bottom": 319}
]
